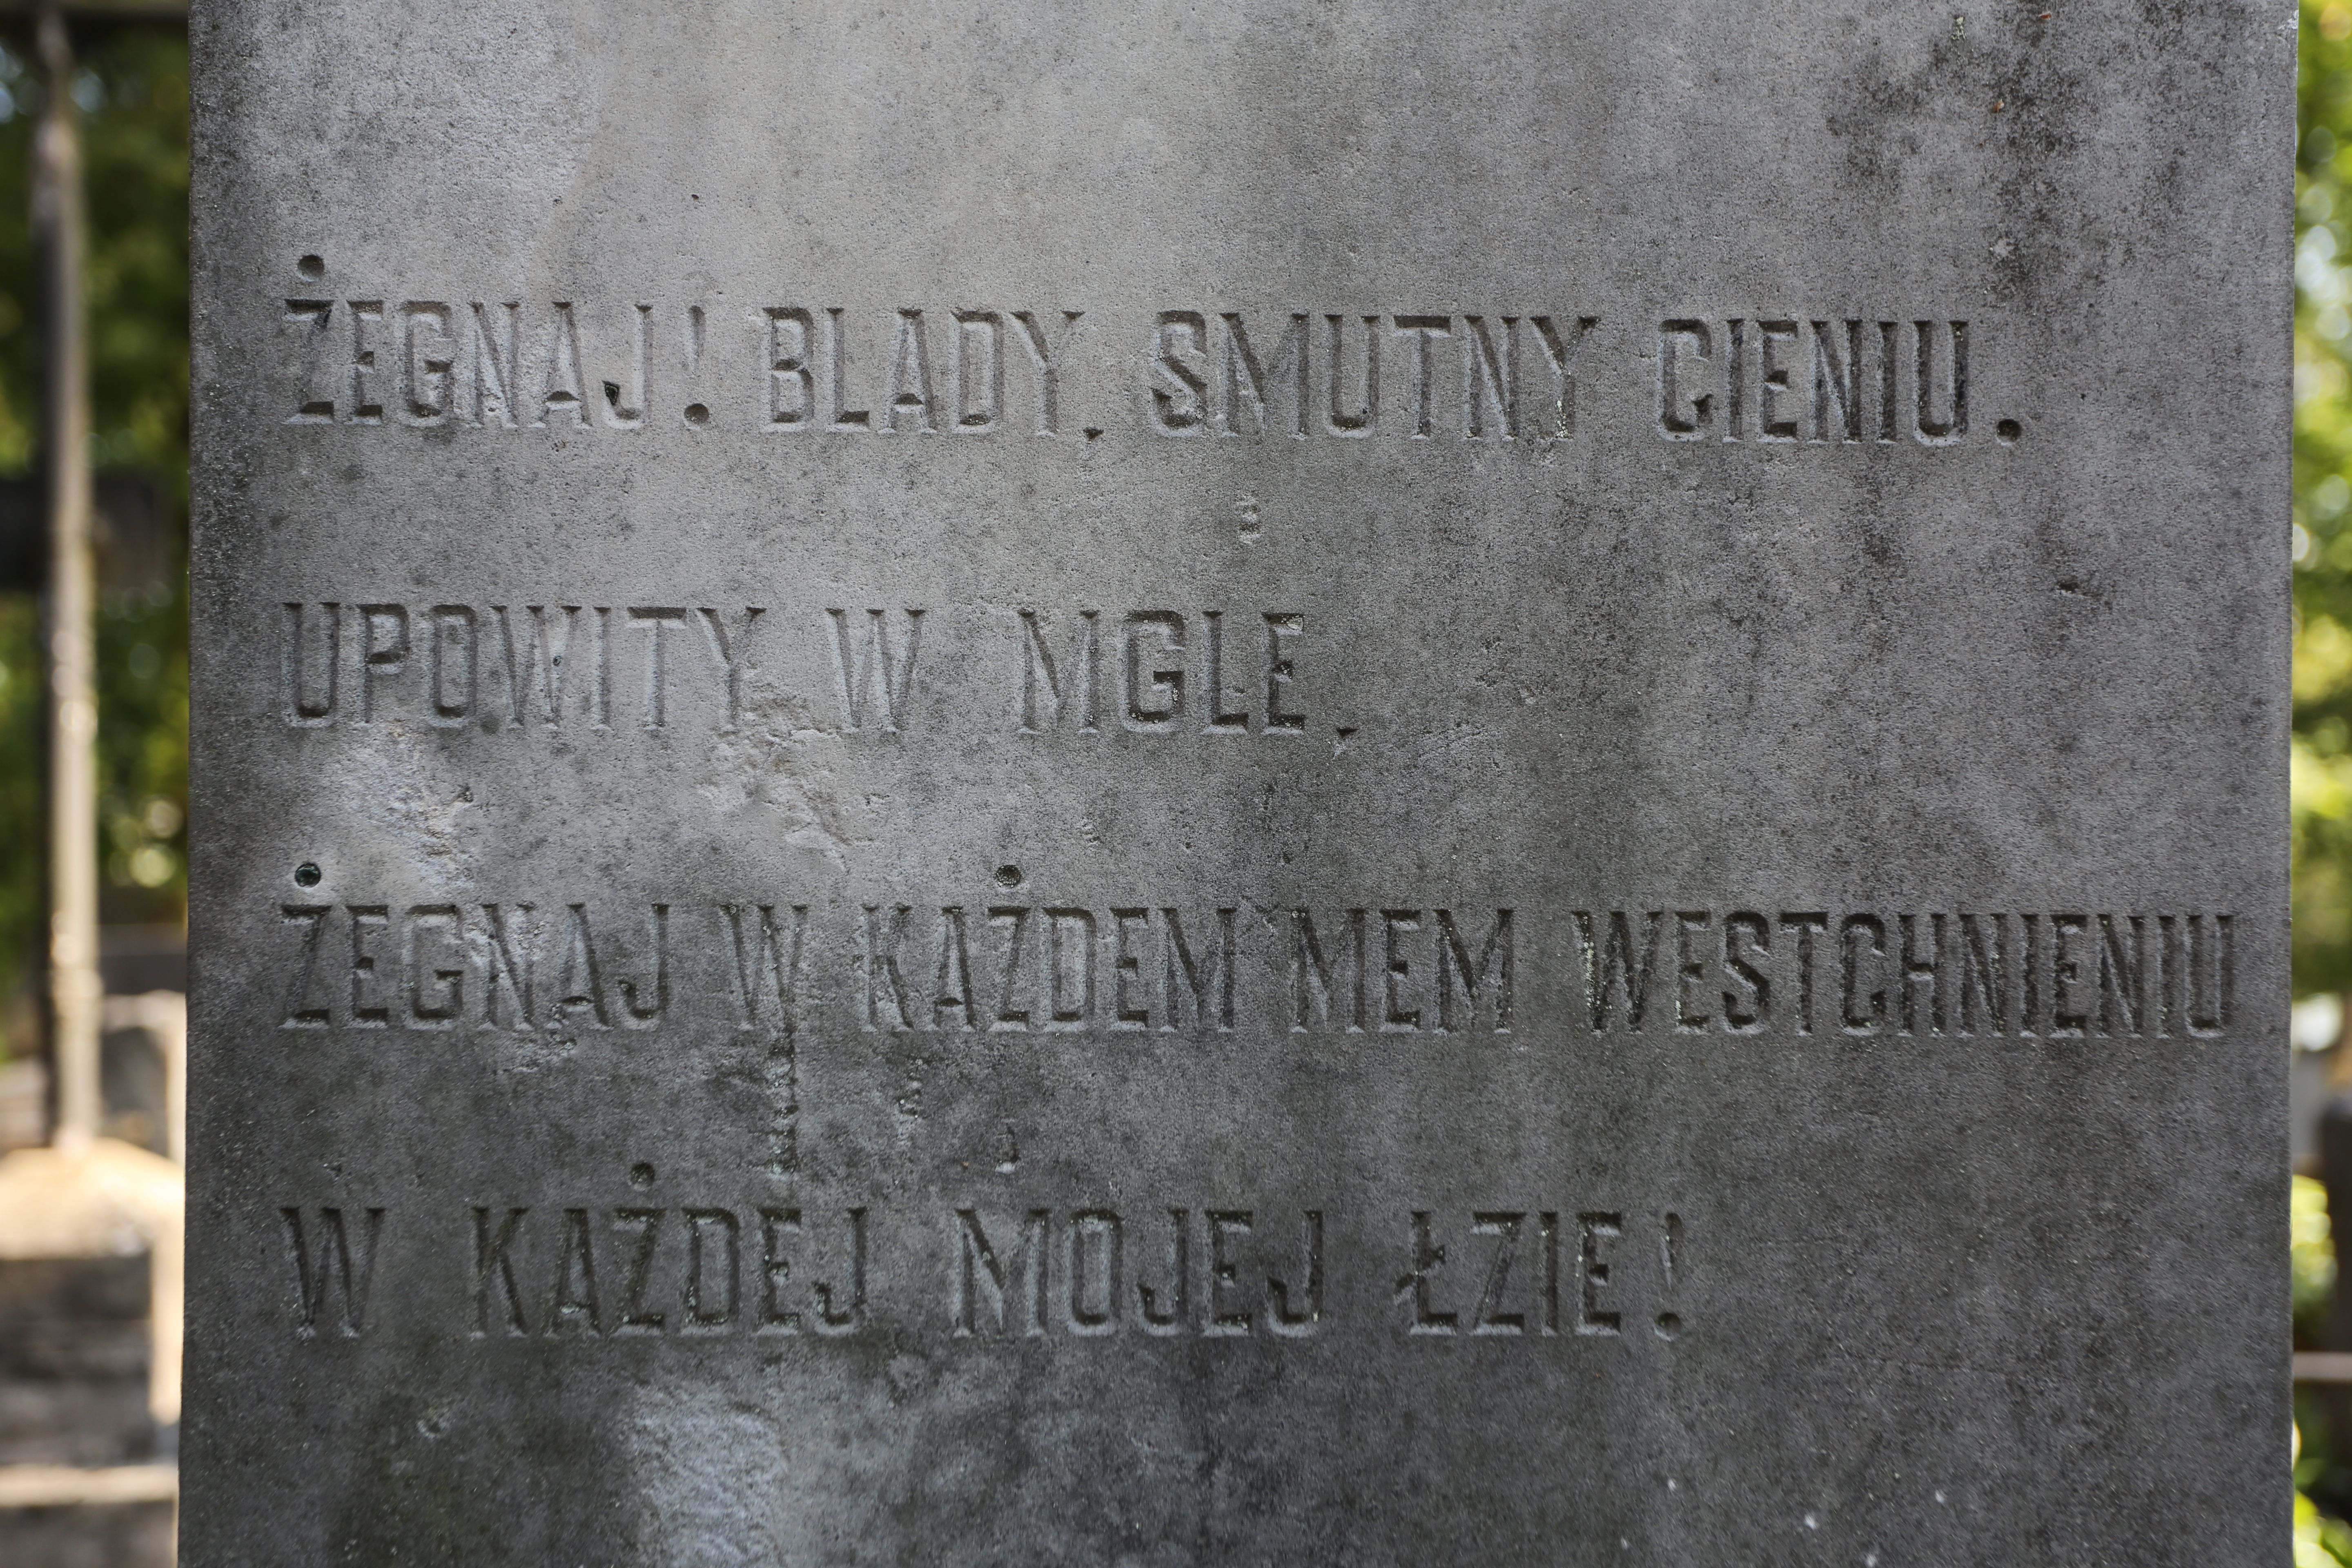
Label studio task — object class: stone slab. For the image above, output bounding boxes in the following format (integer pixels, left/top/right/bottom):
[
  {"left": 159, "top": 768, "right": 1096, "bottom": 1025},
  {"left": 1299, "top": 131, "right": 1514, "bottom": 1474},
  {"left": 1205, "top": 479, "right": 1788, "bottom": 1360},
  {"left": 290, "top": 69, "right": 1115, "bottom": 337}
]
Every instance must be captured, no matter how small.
[{"left": 185, "top": 1, "right": 2292, "bottom": 1561}]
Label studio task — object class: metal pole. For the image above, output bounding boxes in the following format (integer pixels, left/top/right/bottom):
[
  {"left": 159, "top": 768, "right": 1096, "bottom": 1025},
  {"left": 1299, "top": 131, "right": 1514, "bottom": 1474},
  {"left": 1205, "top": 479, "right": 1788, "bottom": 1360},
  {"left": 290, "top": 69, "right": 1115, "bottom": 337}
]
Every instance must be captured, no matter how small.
[{"left": 34, "top": 0, "right": 98, "bottom": 1150}]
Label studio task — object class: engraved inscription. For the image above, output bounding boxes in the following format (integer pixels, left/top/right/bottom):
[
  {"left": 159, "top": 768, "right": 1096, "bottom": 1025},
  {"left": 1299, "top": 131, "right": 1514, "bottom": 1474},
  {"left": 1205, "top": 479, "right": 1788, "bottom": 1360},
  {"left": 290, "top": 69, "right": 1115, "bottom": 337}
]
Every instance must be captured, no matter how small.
[
  {"left": 285, "top": 298, "right": 1080, "bottom": 434},
  {"left": 469, "top": 1202, "right": 866, "bottom": 1338},
  {"left": 274, "top": 299, "right": 2015, "bottom": 449},
  {"left": 278, "top": 902, "right": 671, "bottom": 1032},
  {"left": 1659, "top": 318, "right": 1970, "bottom": 445},
  {"left": 1571, "top": 909, "right": 2233, "bottom": 1037},
  {"left": 1017, "top": 609, "right": 1307, "bottom": 737},
  {"left": 275, "top": 600, "right": 1322, "bottom": 741},
  {"left": 280, "top": 601, "right": 766, "bottom": 734},
  {"left": 281, "top": 1206, "right": 385, "bottom": 1339},
  {"left": 1288, "top": 908, "right": 1514, "bottom": 1034},
  {"left": 862, "top": 904, "right": 1238, "bottom": 1034},
  {"left": 1149, "top": 310, "right": 1594, "bottom": 441},
  {"left": 1398, "top": 1209, "right": 1682, "bottom": 1342},
  {"left": 951, "top": 1206, "right": 1323, "bottom": 1338},
  {"left": 268, "top": 900, "right": 2234, "bottom": 1039},
  {"left": 295, "top": 1195, "right": 1690, "bottom": 1347}
]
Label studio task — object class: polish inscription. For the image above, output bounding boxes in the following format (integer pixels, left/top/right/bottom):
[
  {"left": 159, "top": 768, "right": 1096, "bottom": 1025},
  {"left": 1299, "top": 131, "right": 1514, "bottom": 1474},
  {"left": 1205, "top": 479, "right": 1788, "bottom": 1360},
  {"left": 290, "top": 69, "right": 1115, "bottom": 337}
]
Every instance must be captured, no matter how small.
[
  {"left": 952, "top": 1206, "right": 1326, "bottom": 1338},
  {"left": 272, "top": 296, "right": 2005, "bottom": 446},
  {"left": 279, "top": 1206, "right": 384, "bottom": 1339},
  {"left": 281, "top": 300, "right": 1082, "bottom": 437},
  {"left": 1144, "top": 310, "right": 1595, "bottom": 440},
  {"left": 277, "top": 901, "right": 672, "bottom": 1033},
  {"left": 277, "top": 602, "right": 1315, "bottom": 739},
  {"left": 468, "top": 1201, "right": 869, "bottom": 1338},
  {"left": 1570, "top": 908, "right": 2234, "bottom": 1040},
  {"left": 1657, "top": 318, "right": 1970, "bottom": 444},
  {"left": 273, "top": 1198, "right": 1686, "bottom": 1346},
  {"left": 268, "top": 901, "right": 2236, "bottom": 1040}
]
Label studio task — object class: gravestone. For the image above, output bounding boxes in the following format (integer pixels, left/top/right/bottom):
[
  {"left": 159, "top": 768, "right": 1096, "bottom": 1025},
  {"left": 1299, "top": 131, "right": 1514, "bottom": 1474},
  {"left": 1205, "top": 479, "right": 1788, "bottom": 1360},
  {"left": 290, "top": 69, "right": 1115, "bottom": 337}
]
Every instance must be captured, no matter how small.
[{"left": 185, "top": 2, "right": 2290, "bottom": 1561}]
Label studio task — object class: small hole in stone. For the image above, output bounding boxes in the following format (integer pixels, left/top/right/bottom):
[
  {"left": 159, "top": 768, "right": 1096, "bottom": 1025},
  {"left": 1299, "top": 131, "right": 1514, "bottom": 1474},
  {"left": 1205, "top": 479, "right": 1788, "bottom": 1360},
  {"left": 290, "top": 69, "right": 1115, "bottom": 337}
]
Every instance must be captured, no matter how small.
[
  {"left": 684, "top": 403, "right": 710, "bottom": 426},
  {"left": 293, "top": 862, "right": 322, "bottom": 887},
  {"left": 603, "top": 381, "right": 621, "bottom": 406},
  {"left": 296, "top": 254, "right": 325, "bottom": 280},
  {"left": 629, "top": 1162, "right": 656, "bottom": 1189},
  {"left": 1653, "top": 1312, "right": 1682, "bottom": 1340},
  {"left": 993, "top": 864, "right": 1023, "bottom": 888},
  {"left": 1996, "top": 418, "right": 2022, "bottom": 443}
]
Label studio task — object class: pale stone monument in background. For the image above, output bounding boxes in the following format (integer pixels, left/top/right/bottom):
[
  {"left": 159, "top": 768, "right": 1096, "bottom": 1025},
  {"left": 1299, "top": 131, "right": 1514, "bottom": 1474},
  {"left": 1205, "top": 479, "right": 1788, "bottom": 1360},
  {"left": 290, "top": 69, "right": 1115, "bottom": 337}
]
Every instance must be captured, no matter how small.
[{"left": 187, "top": 2, "right": 2290, "bottom": 1560}]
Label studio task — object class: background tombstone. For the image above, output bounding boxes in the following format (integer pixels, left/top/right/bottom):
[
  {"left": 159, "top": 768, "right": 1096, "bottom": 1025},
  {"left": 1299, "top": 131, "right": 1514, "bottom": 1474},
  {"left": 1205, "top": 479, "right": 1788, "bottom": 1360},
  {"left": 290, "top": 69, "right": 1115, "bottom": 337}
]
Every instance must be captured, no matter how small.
[{"left": 187, "top": 2, "right": 2289, "bottom": 1562}]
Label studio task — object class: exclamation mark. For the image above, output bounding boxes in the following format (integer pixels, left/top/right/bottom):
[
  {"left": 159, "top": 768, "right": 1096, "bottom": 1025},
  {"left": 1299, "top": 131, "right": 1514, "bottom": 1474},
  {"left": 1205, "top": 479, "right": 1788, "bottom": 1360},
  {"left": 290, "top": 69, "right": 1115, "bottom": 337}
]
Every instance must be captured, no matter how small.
[{"left": 683, "top": 305, "right": 711, "bottom": 426}]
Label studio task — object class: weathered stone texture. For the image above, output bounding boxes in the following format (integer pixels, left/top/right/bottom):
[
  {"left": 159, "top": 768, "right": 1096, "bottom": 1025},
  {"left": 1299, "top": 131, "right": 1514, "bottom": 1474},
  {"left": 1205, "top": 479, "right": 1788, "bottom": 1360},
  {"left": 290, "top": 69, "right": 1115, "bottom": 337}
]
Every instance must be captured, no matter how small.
[{"left": 187, "top": 2, "right": 2291, "bottom": 1562}]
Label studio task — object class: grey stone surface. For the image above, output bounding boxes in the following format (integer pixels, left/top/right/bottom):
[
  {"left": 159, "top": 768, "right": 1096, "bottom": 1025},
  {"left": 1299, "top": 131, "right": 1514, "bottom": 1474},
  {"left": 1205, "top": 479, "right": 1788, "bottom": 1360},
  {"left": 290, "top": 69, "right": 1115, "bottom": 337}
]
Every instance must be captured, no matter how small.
[{"left": 185, "top": 2, "right": 2292, "bottom": 1561}]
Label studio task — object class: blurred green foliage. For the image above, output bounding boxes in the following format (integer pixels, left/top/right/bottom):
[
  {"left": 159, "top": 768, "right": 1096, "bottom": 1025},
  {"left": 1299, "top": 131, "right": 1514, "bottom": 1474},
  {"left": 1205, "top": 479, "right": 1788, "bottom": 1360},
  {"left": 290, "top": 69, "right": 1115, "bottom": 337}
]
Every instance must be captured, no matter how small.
[
  {"left": 0, "top": 24, "right": 187, "bottom": 1056},
  {"left": 2292, "top": 2, "right": 2352, "bottom": 1554},
  {"left": 2304, "top": 1483, "right": 2352, "bottom": 1568},
  {"left": 2299, "top": 1174, "right": 2351, "bottom": 1561},
  {"left": 2300, "top": 1174, "right": 2337, "bottom": 1344},
  {"left": 2302, "top": 0, "right": 2352, "bottom": 996}
]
